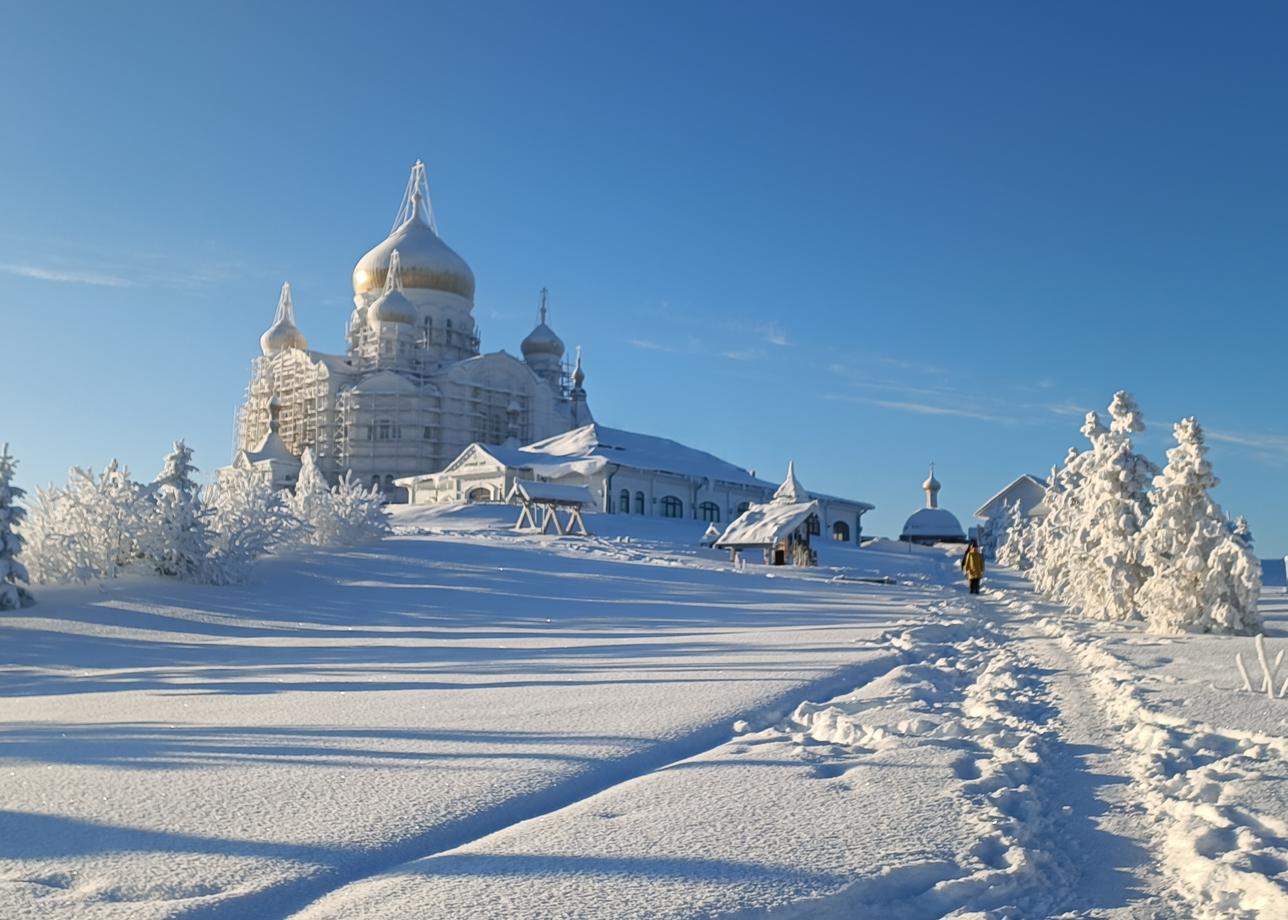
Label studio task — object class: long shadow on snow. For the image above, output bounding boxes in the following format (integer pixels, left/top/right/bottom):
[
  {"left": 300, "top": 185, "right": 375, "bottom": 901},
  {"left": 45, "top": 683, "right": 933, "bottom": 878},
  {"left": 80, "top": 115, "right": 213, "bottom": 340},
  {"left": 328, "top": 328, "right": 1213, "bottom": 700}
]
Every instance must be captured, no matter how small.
[{"left": 163, "top": 653, "right": 905, "bottom": 920}]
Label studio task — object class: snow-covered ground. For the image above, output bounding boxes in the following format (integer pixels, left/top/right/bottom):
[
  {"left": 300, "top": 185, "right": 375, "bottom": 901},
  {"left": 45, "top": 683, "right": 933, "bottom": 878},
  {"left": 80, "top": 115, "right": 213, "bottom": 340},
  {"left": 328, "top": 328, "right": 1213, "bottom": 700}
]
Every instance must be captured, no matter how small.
[{"left": 2, "top": 504, "right": 1286, "bottom": 918}]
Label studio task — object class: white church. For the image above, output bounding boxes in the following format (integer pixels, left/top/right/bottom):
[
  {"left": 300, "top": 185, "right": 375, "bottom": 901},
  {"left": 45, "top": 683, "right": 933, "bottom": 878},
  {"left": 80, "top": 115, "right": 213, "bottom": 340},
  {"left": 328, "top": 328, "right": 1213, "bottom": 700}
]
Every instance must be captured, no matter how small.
[
  {"left": 230, "top": 162, "right": 591, "bottom": 494},
  {"left": 229, "top": 162, "right": 875, "bottom": 540}
]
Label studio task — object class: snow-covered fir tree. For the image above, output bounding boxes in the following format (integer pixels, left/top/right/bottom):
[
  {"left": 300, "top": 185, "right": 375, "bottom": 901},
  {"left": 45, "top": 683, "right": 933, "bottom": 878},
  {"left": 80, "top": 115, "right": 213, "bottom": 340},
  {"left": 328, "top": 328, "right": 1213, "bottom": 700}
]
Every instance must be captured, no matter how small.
[
  {"left": 0, "top": 443, "right": 34, "bottom": 609},
  {"left": 149, "top": 440, "right": 214, "bottom": 580},
  {"left": 24, "top": 460, "right": 154, "bottom": 583},
  {"left": 1065, "top": 392, "right": 1157, "bottom": 621},
  {"left": 1136, "top": 417, "right": 1262, "bottom": 634},
  {"left": 1030, "top": 414, "right": 1104, "bottom": 603},
  {"left": 995, "top": 500, "right": 1033, "bottom": 571},
  {"left": 205, "top": 467, "right": 305, "bottom": 583}
]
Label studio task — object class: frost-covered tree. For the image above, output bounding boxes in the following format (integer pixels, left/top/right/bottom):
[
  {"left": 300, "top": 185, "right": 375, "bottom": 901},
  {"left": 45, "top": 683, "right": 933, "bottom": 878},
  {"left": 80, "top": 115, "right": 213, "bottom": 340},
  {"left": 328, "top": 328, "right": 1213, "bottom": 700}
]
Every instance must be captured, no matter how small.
[
  {"left": 205, "top": 468, "right": 305, "bottom": 583},
  {"left": 978, "top": 500, "right": 1014, "bottom": 561},
  {"left": 1136, "top": 418, "right": 1262, "bottom": 634},
  {"left": 24, "top": 460, "right": 154, "bottom": 583},
  {"left": 149, "top": 440, "right": 214, "bottom": 580},
  {"left": 1066, "top": 392, "right": 1157, "bottom": 621},
  {"left": 288, "top": 452, "right": 389, "bottom": 547},
  {"left": 996, "top": 500, "right": 1033, "bottom": 571},
  {"left": 0, "top": 443, "right": 34, "bottom": 609},
  {"left": 1230, "top": 515, "right": 1254, "bottom": 551},
  {"left": 1030, "top": 413, "right": 1104, "bottom": 602},
  {"left": 330, "top": 471, "right": 390, "bottom": 544}
]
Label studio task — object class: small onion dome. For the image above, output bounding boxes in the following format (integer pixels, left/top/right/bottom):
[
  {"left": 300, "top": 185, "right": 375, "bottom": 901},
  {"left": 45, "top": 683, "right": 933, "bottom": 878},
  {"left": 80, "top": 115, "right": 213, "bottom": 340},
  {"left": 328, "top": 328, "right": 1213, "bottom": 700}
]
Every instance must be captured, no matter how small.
[
  {"left": 922, "top": 468, "right": 940, "bottom": 494},
  {"left": 352, "top": 165, "right": 475, "bottom": 300},
  {"left": 260, "top": 282, "right": 308, "bottom": 355},
  {"left": 521, "top": 322, "right": 565, "bottom": 359},
  {"left": 367, "top": 250, "right": 417, "bottom": 327}
]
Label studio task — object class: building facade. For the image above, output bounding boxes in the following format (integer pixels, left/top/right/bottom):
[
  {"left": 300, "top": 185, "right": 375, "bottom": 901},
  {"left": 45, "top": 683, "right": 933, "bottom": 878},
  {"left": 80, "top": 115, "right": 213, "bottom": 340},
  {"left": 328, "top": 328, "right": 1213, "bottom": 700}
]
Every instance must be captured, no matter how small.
[
  {"left": 399, "top": 426, "right": 873, "bottom": 543},
  {"left": 229, "top": 162, "right": 591, "bottom": 493}
]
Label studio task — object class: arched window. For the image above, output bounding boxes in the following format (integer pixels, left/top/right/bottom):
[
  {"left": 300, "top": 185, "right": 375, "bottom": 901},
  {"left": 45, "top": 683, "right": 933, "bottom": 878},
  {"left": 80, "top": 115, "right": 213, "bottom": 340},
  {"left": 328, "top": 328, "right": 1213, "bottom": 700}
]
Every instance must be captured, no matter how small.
[
  {"left": 661, "top": 495, "right": 683, "bottom": 518},
  {"left": 619, "top": 489, "right": 630, "bottom": 514},
  {"left": 635, "top": 491, "right": 645, "bottom": 515},
  {"left": 736, "top": 501, "right": 750, "bottom": 516},
  {"left": 468, "top": 486, "right": 491, "bottom": 502},
  {"left": 699, "top": 501, "right": 720, "bottom": 523},
  {"left": 370, "top": 475, "right": 381, "bottom": 489},
  {"left": 806, "top": 514, "right": 821, "bottom": 536},
  {"left": 384, "top": 474, "right": 395, "bottom": 487},
  {"left": 832, "top": 520, "right": 851, "bottom": 542}
]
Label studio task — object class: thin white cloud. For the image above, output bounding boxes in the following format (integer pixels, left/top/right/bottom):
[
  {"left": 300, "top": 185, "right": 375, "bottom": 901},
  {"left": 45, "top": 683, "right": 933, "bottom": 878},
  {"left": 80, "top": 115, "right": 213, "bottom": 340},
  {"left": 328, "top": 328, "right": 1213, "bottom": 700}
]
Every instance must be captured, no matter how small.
[
  {"left": 1043, "top": 402, "right": 1089, "bottom": 417},
  {"left": 760, "top": 323, "right": 791, "bottom": 347},
  {"left": 0, "top": 263, "right": 136, "bottom": 288},
  {"left": 1208, "top": 429, "right": 1288, "bottom": 454},
  {"left": 721, "top": 348, "right": 764, "bottom": 362},
  {"left": 630, "top": 339, "right": 676, "bottom": 353},
  {"left": 824, "top": 393, "right": 1017, "bottom": 424}
]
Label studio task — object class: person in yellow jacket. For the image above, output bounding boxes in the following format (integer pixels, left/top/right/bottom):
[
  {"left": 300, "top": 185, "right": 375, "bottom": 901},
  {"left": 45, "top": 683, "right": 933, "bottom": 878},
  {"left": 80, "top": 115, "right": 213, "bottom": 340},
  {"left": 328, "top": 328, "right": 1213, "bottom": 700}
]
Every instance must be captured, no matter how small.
[{"left": 961, "top": 539, "right": 985, "bottom": 594}]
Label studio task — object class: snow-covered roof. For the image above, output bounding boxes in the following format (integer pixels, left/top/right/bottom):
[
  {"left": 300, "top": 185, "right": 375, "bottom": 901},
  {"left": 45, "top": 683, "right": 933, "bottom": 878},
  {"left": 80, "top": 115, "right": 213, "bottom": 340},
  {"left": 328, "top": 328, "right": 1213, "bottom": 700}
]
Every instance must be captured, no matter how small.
[
  {"left": 523, "top": 424, "right": 765, "bottom": 488},
  {"left": 900, "top": 507, "right": 965, "bottom": 540},
  {"left": 242, "top": 429, "right": 298, "bottom": 466},
  {"left": 509, "top": 480, "right": 594, "bottom": 505},
  {"left": 716, "top": 500, "right": 819, "bottom": 548},
  {"left": 973, "top": 474, "right": 1048, "bottom": 520}
]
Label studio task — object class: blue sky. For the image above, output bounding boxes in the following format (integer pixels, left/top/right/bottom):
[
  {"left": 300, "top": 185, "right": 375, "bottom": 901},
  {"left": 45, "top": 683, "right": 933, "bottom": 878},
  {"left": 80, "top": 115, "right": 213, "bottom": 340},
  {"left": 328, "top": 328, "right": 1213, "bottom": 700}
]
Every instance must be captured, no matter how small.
[{"left": 4, "top": 2, "right": 1288, "bottom": 550}]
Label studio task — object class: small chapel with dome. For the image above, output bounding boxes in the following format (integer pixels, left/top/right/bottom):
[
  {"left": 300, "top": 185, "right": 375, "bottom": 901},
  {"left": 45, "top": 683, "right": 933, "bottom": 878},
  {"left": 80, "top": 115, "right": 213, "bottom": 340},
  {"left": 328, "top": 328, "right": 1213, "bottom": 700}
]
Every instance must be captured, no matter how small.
[
  {"left": 229, "top": 162, "right": 592, "bottom": 495},
  {"left": 899, "top": 465, "right": 967, "bottom": 545}
]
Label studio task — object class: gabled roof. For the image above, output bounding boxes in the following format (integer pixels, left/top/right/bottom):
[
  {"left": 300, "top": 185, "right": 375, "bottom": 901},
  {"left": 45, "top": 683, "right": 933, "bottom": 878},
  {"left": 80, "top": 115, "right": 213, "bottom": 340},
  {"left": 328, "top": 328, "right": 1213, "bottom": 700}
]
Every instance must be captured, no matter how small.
[
  {"left": 716, "top": 500, "right": 820, "bottom": 548},
  {"left": 508, "top": 480, "right": 594, "bottom": 505},
  {"left": 974, "top": 473, "right": 1048, "bottom": 519}
]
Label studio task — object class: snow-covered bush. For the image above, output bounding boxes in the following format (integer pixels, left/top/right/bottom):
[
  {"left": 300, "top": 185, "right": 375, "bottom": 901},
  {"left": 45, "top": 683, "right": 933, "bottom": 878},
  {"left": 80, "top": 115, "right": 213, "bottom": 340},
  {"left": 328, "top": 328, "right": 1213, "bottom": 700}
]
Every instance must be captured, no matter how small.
[
  {"left": 1136, "top": 417, "right": 1261, "bottom": 634},
  {"left": 205, "top": 468, "right": 305, "bottom": 583},
  {"left": 0, "top": 443, "right": 34, "bottom": 609},
  {"left": 1063, "top": 392, "right": 1157, "bottom": 621},
  {"left": 288, "top": 449, "right": 388, "bottom": 546},
  {"left": 329, "top": 471, "right": 390, "bottom": 544},
  {"left": 24, "top": 460, "right": 155, "bottom": 583},
  {"left": 148, "top": 440, "right": 215, "bottom": 580}
]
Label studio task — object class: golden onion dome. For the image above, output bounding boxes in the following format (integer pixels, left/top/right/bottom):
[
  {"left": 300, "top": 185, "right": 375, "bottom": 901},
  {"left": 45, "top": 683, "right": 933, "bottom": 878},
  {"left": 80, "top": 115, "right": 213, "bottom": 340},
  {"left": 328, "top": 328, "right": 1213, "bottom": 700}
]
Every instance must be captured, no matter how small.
[
  {"left": 352, "top": 164, "right": 475, "bottom": 300},
  {"left": 260, "top": 282, "right": 309, "bottom": 355}
]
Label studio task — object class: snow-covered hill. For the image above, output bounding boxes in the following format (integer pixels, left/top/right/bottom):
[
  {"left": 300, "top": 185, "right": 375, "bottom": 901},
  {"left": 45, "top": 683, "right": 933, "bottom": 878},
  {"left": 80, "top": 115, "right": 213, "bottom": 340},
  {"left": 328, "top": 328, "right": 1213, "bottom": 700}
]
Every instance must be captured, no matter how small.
[{"left": 2, "top": 504, "right": 1286, "bottom": 918}]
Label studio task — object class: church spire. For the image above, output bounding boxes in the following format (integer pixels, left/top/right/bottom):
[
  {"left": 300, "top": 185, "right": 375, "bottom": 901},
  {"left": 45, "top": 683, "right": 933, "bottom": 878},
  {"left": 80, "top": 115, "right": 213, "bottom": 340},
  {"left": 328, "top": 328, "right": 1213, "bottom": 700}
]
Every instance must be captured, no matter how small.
[{"left": 392, "top": 160, "right": 438, "bottom": 234}]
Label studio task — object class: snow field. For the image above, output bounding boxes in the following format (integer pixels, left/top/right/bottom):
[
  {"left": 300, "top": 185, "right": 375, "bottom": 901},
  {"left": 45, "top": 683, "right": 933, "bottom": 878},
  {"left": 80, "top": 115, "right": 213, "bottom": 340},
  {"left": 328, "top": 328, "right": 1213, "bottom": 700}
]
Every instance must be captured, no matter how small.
[{"left": 0, "top": 506, "right": 939, "bottom": 919}]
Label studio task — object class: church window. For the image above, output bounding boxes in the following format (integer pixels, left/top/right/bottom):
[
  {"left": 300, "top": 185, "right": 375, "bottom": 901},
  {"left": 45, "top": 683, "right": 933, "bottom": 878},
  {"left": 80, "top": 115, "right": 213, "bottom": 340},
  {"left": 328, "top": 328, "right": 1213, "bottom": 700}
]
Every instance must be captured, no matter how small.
[
  {"left": 832, "top": 521, "right": 851, "bottom": 542},
  {"left": 619, "top": 489, "right": 630, "bottom": 514},
  {"left": 635, "top": 491, "right": 645, "bottom": 514},
  {"left": 370, "top": 475, "right": 381, "bottom": 488},
  {"left": 423, "top": 426, "right": 433, "bottom": 439},
  {"left": 699, "top": 501, "right": 720, "bottom": 523},
  {"left": 365, "top": 425, "right": 374, "bottom": 441},
  {"left": 378, "top": 420, "right": 391, "bottom": 440},
  {"left": 806, "top": 514, "right": 820, "bottom": 536},
  {"left": 661, "top": 495, "right": 683, "bottom": 518}
]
